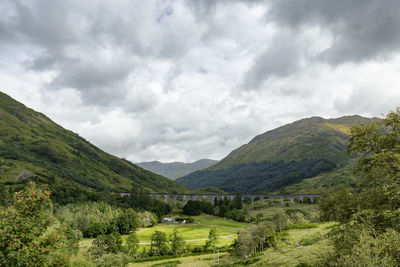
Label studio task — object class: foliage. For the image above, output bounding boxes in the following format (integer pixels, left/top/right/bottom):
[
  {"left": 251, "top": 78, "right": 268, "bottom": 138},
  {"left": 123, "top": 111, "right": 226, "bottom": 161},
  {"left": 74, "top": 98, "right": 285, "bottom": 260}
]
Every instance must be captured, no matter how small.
[
  {"left": 139, "top": 211, "right": 158, "bottom": 227},
  {"left": 204, "top": 227, "right": 219, "bottom": 251},
  {"left": 128, "top": 187, "right": 172, "bottom": 218},
  {"left": 0, "top": 182, "right": 71, "bottom": 266},
  {"left": 55, "top": 201, "right": 141, "bottom": 238},
  {"left": 319, "top": 109, "right": 400, "bottom": 265},
  {"left": 272, "top": 210, "right": 290, "bottom": 231},
  {"left": 150, "top": 230, "right": 169, "bottom": 256},
  {"left": 169, "top": 229, "right": 185, "bottom": 256},
  {"left": 126, "top": 232, "right": 139, "bottom": 256},
  {"left": 235, "top": 222, "right": 276, "bottom": 258},
  {"left": 182, "top": 200, "right": 214, "bottom": 216}
]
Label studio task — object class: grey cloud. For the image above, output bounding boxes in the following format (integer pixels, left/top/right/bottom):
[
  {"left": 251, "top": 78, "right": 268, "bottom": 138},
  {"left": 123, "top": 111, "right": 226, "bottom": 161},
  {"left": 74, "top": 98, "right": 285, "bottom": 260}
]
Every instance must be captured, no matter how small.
[
  {"left": 2, "top": 0, "right": 203, "bottom": 106},
  {"left": 242, "top": 34, "right": 300, "bottom": 90},
  {"left": 268, "top": 0, "right": 400, "bottom": 63}
]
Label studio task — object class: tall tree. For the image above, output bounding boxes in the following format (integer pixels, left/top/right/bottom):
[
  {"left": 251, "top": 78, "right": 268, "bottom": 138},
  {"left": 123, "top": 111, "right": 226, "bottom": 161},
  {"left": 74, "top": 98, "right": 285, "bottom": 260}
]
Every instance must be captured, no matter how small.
[
  {"left": 170, "top": 229, "right": 185, "bottom": 255},
  {"left": 204, "top": 227, "right": 219, "bottom": 251},
  {"left": 0, "top": 182, "right": 69, "bottom": 266}
]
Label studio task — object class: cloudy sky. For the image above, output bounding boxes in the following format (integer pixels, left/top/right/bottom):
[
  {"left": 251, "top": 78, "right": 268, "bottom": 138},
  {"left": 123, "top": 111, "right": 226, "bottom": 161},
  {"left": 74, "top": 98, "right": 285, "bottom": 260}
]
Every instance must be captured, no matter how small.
[{"left": 1, "top": 0, "right": 400, "bottom": 163}]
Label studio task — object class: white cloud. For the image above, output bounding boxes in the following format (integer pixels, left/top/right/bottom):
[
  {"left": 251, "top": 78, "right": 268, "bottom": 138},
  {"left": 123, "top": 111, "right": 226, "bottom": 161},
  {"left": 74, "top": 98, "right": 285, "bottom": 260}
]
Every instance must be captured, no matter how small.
[{"left": 0, "top": 0, "right": 399, "bottom": 163}]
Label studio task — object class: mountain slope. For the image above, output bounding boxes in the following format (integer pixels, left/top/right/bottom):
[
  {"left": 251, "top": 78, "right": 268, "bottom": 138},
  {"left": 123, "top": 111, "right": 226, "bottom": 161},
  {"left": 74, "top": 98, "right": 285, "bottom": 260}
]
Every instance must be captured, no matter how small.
[
  {"left": 136, "top": 159, "right": 218, "bottom": 179},
  {"left": 177, "top": 116, "right": 377, "bottom": 193},
  {"left": 0, "top": 92, "right": 187, "bottom": 203}
]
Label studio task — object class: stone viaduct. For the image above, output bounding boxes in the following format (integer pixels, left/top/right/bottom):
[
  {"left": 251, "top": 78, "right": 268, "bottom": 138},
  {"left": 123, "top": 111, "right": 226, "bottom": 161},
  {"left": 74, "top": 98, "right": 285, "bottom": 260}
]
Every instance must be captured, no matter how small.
[{"left": 119, "top": 193, "right": 320, "bottom": 209}]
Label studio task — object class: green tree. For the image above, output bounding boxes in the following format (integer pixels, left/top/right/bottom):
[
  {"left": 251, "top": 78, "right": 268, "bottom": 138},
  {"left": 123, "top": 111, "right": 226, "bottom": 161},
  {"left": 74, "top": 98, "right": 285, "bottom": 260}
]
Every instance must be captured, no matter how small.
[
  {"left": 272, "top": 210, "right": 289, "bottom": 231},
  {"left": 320, "top": 109, "right": 400, "bottom": 265},
  {"left": 126, "top": 232, "right": 139, "bottom": 256},
  {"left": 150, "top": 230, "right": 169, "bottom": 256},
  {"left": 204, "top": 227, "right": 219, "bottom": 251},
  {"left": 234, "top": 192, "right": 243, "bottom": 209},
  {"left": 0, "top": 182, "right": 69, "bottom": 266},
  {"left": 170, "top": 229, "right": 185, "bottom": 256}
]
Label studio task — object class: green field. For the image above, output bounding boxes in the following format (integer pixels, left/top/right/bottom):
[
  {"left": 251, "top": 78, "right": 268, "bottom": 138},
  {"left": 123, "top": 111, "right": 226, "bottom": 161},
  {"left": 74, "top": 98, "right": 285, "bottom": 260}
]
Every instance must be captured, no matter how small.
[
  {"left": 79, "top": 214, "right": 249, "bottom": 253},
  {"left": 136, "top": 215, "right": 248, "bottom": 247},
  {"left": 128, "top": 222, "right": 335, "bottom": 267}
]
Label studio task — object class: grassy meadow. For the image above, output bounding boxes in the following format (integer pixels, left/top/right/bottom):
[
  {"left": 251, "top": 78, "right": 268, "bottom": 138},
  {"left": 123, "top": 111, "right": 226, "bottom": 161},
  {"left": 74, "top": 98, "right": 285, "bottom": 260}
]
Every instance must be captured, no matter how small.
[
  {"left": 128, "top": 222, "right": 335, "bottom": 267},
  {"left": 77, "top": 203, "right": 333, "bottom": 266}
]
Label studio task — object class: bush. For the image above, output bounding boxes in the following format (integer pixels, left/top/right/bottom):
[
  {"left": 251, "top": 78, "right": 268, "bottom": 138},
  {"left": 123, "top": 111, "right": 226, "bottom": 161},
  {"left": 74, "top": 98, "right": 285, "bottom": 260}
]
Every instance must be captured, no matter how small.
[{"left": 0, "top": 182, "right": 70, "bottom": 266}]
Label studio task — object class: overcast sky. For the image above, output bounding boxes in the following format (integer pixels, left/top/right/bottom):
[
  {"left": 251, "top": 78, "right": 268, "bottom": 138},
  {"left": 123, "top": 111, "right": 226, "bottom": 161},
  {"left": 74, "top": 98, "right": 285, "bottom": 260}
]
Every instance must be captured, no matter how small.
[{"left": 1, "top": 0, "right": 400, "bottom": 163}]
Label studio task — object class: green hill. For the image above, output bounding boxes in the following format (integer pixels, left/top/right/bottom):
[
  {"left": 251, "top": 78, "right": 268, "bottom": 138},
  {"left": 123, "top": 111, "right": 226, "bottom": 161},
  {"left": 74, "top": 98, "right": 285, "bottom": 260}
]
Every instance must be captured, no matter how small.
[
  {"left": 0, "top": 92, "right": 187, "bottom": 203},
  {"left": 177, "top": 116, "right": 378, "bottom": 193},
  {"left": 136, "top": 159, "right": 218, "bottom": 180}
]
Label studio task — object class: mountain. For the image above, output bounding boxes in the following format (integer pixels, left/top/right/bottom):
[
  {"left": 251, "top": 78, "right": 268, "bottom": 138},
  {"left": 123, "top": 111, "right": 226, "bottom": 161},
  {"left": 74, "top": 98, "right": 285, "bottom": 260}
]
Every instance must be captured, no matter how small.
[
  {"left": 136, "top": 159, "right": 218, "bottom": 180},
  {"left": 177, "top": 116, "right": 378, "bottom": 193},
  {"left": 0, "top": 92, "right": 187, "bottom": 203}
]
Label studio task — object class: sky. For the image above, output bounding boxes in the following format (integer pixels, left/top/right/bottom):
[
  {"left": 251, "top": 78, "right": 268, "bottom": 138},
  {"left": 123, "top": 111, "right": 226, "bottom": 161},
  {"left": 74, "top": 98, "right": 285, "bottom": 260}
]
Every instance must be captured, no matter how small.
[{"left": 1, "top": 0, "right": 400, "bottom": 163}]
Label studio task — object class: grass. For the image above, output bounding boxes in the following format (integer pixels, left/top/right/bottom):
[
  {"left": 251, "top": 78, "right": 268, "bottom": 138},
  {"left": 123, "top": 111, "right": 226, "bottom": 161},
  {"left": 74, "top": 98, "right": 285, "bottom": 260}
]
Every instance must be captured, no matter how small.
[
  {"left": 128, "top": 221, "right": 336, "bottom": 267},
  {"left": 253, "top": 222, "right": 335, "bottom": 266},
  {"left": 136, "top": 215, "right": 248, "bottom": 247},
  {"left": 247, "top": 202, "right": 320, "bottom": 221}
]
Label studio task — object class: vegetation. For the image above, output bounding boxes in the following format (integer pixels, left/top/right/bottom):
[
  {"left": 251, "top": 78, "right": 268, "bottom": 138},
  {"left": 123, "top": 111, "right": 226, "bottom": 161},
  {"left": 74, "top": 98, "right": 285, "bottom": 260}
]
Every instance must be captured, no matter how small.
[
  {"left": 178, "top": 115, "right": 377, "bottom": 193},
  {"left": 319, "top": 108, "right": 400, "bottom": 265},
  {"left": 0, "top": 91, "right": 187, "bottom": 205},
  {"left": 0, "top": 182, "right": 74, "bottom": 266}
]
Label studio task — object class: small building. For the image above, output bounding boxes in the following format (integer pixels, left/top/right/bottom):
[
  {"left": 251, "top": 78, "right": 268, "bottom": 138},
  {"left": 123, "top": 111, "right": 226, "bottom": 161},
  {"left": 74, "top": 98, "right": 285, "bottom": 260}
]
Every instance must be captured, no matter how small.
[{"left": 161, "top": 217, "right": 175, "bottom": 223}]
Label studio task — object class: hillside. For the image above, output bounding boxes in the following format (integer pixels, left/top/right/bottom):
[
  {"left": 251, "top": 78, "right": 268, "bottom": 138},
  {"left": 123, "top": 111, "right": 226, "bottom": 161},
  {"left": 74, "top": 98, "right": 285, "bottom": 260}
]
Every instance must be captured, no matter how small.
[
  {"left": 177, "top": 116, "right": 378, "bottom": 193},
  {"left": 0, "top": 92, "right": 187, "bottom": 203},
  {"left": 136, "top": 159, "right": 218, "bottom": 179}
]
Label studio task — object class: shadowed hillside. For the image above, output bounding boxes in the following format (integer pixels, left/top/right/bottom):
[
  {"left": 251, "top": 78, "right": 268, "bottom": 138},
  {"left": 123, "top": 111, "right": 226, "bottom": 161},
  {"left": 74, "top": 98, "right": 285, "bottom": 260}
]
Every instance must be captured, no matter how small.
[
  {"left": 0, "top": 92, "right": 187, "bottom": 203},
  {"left": 177, "top": 116, "right": 378, "bottom": 193}
]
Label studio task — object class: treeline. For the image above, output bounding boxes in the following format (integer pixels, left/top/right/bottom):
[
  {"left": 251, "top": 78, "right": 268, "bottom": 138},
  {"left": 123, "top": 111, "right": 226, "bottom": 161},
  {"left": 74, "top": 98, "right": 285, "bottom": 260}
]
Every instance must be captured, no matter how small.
[
  {"left": 234, "top": 209, "right": 317, "bottom": 259},
  {"left": 318, "top": 109, "right": 400, "bottom": 265},
  {"left": 182, "top": 193, "right": 248, "bottom": 222},
  {"left": 55, "top": 202, "right": 157, "bottom": 238}
]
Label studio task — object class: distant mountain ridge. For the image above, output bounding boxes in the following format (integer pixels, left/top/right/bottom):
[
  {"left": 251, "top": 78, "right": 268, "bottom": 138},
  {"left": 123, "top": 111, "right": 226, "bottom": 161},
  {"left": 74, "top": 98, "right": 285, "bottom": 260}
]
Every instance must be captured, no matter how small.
[
  {"left": 177, "top": 115, "right": 379, "bottom": 193},
  {"left": 137, "top": 159, "right": 218, "bottom": 180},
  {"left": 0, "top": 91, "right": 187, "bottom": 203}
]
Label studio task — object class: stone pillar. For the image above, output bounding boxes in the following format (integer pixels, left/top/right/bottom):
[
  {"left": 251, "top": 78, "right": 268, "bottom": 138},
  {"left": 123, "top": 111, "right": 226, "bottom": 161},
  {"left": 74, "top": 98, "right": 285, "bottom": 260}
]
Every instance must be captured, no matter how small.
[
  {"left": 230, "top": 195, "right": 235, "bottom": 201},
  {"left": 164, "top": 195, "right": 168, "bottom": 204},
  {"left": 211, "top": 196, "right": 216, "bottom": 206},
  {"left": 261, "top": 196, "right": 264, "bottom": 208},
  {"left": 280, "top": 196, "right": 284, "bottom": 206},
  {"left": 270, "top": 197, "right": 274, "bottom": 205},
  {"left": 290, "top": 197, "right": 294, "bottom": 204},
  {"left": 191, "top": 195, "right": 197, "bottom": 201},
  {"left": 310, "top": 196, "right": 314, "bottom": 203},
  {"left": 173, "top": 195, "right": 177, "bottom": 206},
  {"left": 221, "top": 195, "right": 225, "bottom": 201},
  {"left": 300, "top": 195, "right": 304, "bottom": 203},
  {"left": 202, "top": 195, "right": 206, "bottom": 201},
  {"left": 250, "top": 196, "right": 255, "bottom": 210},
  {"left": 182, "top": 195, "right": 186, "bottom": 206}
]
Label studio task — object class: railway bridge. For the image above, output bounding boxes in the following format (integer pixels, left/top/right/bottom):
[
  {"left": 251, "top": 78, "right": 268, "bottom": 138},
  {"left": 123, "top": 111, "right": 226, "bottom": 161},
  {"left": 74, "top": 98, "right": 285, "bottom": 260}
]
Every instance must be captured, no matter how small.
[{"left": 120, "top": 193, "right": 320, "bottom": 209}]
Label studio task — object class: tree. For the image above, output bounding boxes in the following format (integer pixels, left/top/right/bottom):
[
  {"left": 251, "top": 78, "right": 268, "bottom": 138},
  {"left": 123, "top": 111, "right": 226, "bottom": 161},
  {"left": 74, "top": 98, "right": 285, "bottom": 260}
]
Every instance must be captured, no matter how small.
[
  {"left": 272, "top": 210, "right": 289, "bottom": 231},
  {"left": 319, "top": 109, "right": 400, "bottom": 265},
  {"left": 150, "top": 230, "right": 169, "bottom": 256},
  {"left": 170, "top": 229, "right": 185, "bottom": 255},
  {"left": 182, "top": 200, "right": 203, "bottom": 216},
  {"left": 126, "top": 232, "right": 139, "bottom": 256},
  {"left": 0, "top": 182, "right": 69, "bottom": 266},
  {"left": 234, "top": 192, "right": 243, "bottom": 209},
  {"left": 204, "top": 227, "right": 219, "bottom": 251}
]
